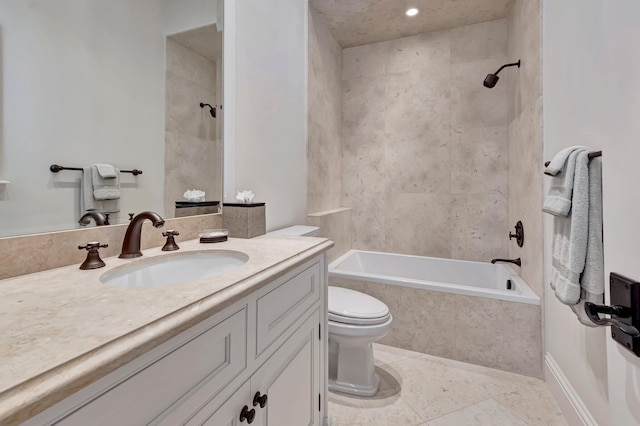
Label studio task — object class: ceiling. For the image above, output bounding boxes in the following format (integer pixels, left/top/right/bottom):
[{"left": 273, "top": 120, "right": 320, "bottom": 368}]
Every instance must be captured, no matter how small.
[{"left": 310, "top": 0, "right": 514, "bottom": 48}]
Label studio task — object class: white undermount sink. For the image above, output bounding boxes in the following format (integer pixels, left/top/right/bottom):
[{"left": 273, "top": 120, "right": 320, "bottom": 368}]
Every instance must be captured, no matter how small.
[{"left": 100, "top": 250, "right": 249, "bottom": 288}]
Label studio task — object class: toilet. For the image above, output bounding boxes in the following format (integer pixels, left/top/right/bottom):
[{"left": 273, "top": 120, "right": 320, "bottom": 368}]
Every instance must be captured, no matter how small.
[
  {"left": 269, "top": 225, "right": 393, "bottom": 397},
  {"left": 327, "top": 287, "right": 392, "bottom": 396}
]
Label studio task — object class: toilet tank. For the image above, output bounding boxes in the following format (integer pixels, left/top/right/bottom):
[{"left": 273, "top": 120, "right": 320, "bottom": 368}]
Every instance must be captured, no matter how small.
[{"left": 268, "top": 225, "right": 319, "bottom": 237}]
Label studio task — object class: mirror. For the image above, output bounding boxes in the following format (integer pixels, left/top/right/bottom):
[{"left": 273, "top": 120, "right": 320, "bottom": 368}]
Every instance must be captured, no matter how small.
[{"left": 0, "top": 0, "right": 224, "bottom": 238}]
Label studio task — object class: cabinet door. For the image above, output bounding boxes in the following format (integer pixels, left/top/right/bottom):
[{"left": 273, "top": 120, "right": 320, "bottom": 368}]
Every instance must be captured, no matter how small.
[
  {"left": 200, "top": 381, "right": 251, "bottom": 426},
  {"left": 251, "top": 310, "right": 320, "bottom": 426}
]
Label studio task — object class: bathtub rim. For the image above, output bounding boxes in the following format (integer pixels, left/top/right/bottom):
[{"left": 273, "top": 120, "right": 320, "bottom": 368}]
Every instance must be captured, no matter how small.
[{"left": 328, "top": 249, "right": 541, "bottom": 306}]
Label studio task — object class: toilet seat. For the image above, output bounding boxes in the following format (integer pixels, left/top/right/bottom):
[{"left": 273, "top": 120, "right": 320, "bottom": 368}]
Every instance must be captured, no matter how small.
[{"left": 328, "top": 287, "right": 390, "bottom": 325}]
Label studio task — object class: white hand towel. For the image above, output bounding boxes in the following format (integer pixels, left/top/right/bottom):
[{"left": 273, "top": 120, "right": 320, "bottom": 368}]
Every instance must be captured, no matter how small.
[
  {"left": 94, "top": 163, "right": 117, "bottom": 179},
  {"left": 91, "top": 165, "right": 121, "bottom": 201},
  {"left": 543, "top": 146, "right": 589, "bottom": 216}
]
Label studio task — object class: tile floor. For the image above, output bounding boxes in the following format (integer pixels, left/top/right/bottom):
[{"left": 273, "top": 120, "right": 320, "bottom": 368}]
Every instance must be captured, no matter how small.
[{"left": 328, "top": 344, "right": 567, "bottom": 426}]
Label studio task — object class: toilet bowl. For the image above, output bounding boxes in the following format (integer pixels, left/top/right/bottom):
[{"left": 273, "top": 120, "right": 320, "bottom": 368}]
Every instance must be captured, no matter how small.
[
  {"left": 328, "top": 286, "right": 392, "bottom": 397},
  {"left": 269, "top": 225, "right": 393, "bottom": 396}
]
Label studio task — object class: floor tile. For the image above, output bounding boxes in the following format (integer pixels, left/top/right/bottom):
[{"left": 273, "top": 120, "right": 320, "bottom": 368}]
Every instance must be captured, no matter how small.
[
  {"left": 329, "top": 366, "right": 424, "bottom": 425},
  {"left": 426, "top": 399, "right": 527, "bottom": 426},
  {"left": 328, "top": 344, "right": 566, "bottom": 426}
]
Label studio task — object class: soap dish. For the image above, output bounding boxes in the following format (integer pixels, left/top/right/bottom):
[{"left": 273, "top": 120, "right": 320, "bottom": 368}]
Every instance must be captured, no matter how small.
[{"left": 199, "top": 229, "right": 229, "bottom": 244}]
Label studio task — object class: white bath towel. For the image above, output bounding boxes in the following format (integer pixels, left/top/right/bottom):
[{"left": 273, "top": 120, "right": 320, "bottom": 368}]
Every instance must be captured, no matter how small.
[
  {"left": 543, "top": 146, "right": 589, "bottom": 216},
  {"left": 545, "top": 148, "right": 604, "bottom": 326},
  {"left": 91, "top": 164, "right": 121, "bottom": 201}
]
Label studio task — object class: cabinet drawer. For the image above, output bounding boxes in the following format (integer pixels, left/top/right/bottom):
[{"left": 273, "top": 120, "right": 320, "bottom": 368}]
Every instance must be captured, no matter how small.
[
  {"left": 57, "top": 308, "right": 247, "bottom": 426},
  {"left": 256, "top": 262, "right": 320, "bottom": 356}
]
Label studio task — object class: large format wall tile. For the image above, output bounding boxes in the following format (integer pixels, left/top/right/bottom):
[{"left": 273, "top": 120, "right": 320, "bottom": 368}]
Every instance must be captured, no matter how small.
[
  {"left": 344, "top": 192, "right": 386, "bottom": 251},
  {"left": 164, "top": 131, "right": 221, "bottom": 216},
  {"left": 308, "top": 8, "right": 343, "bottom": 214},
  {"left": 307, "top": 208, "right": 352, "bottom": 263},
  {"left": 165, "top": 71, "right": 216, "bottom": 142},
  {"left": 385, "top": 193, "right": 452, "bottom": 258},
  {"left": 385, "top": 130, "right": 451, "bottom": 194},
  {"left": 330, "top": 277, "right": 542, "bottom": 377},
  {"left": 166, "top": 39, "right": 216, "bottom": 90},
  {"left": 450, "top": 19, "right": 508, "bottom": 64},
  {"left": 343, "top": 20, "right": 510, "bottom": 262},
  {"left": 507, "top": 0, "right": 543, "bottom": 298},
  {"left": 343, "top": 132, "right": 387, "bottom": 194},
  {"left": 450, "top": 126, "right": 508, "bottom": 195},
  {"left": 451, "top": 193, "right": 508, "bottom": 262},
  {"left": 451, "top": 58, "right": 509, "bottom": 128}
]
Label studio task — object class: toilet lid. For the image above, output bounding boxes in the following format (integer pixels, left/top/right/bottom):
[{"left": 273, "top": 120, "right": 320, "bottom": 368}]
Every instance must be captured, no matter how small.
[{"left": 328, "top": 287, "right": 390, "bottom": 325}]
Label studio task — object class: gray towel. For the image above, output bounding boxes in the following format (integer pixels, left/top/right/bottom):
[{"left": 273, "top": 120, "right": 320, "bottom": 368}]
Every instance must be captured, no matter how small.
[
  {"left": 545, "top": 148, "right": 604, "bottom": 326},
  {"left": 80, "top": 166, "right": 121, "bottom": 216},
  {"left": 91, "top": 164, "right": 121, "bottom": 201},
  {"left": 543, "top": 146, "right": 589, "bottom": 216},
  {"left": 570, "top": 157, "right": 604, "bottom": 325}
]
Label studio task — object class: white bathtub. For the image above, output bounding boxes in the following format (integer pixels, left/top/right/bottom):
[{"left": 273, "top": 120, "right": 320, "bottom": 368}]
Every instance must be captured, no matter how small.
[{"left": 329, "top": 250, "right": 540, "bottom": 305}]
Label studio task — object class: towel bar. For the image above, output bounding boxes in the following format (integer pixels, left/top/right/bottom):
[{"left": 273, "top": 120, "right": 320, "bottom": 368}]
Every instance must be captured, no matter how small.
[
  {"left": 544, "top": 150, "right": 601, "bottom": 167},
  {"left": 50, "top": 164, "right": 142, "bottom": 176}
]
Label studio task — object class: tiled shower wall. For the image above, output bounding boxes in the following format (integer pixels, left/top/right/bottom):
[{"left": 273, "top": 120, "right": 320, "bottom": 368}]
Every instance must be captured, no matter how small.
[
  {"left": 307, "top": 7, "right": 343, "bottom": 214},
  {"left": 164, "top": 38, "right": 222, "bottom": 218},
  {"left": 342, "top": 20, "right": 510, "bottom": 262},
  {"left": 507, "top": 0, "right": 543, "bottom": 296}
]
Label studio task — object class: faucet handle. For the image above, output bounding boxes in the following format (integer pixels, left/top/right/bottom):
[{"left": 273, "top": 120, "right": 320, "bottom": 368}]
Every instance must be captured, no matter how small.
[
  {"left": 78, "top": 242, "right": 109, "bottom": 251},
  {"left": 162, "top": 230, "right": 180, "bottom": 252},
  {"left": 78, "top": 242, "right": 108, "bottom": 270}
]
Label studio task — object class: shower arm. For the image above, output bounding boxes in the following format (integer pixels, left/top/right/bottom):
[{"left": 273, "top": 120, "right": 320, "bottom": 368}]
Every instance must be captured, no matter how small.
[{"left": 493, "top": 60, "right": 521, "bottom": 76}]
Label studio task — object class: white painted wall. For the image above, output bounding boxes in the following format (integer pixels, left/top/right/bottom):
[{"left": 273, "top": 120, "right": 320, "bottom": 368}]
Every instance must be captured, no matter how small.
[
  {"left": 543, "top": 0, "right": 640, "bottom": 424},
  {"left": 228, "top": 0, "right": 308, "bottom": 231},
  {"left": 0, "top": 0, "right": 166, "bottom": 236}
]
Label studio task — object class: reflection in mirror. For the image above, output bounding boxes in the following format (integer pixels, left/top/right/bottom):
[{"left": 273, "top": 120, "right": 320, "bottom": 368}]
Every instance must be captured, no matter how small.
[
  {"left": 0, "top": 0, "right": 223, "bottom": 238},
  {"left": 165, "top": 24, "right": 223, "bottom": 219}
]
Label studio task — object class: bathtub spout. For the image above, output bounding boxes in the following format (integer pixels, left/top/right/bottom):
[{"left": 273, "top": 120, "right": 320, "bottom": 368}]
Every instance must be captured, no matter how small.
[{"left": 491, "top": 258, "right": 521, "bottom": 267}]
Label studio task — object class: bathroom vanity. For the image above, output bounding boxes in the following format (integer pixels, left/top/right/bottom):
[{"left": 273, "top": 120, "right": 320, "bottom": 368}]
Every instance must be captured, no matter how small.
[{"left": 0, "top": 236, "right": 332, "bottom": 425}]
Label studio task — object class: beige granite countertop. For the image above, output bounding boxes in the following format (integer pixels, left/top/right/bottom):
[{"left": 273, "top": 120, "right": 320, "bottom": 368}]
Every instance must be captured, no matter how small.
[{"left": 0, "top": 235, "right": 333, "bottom": 424}]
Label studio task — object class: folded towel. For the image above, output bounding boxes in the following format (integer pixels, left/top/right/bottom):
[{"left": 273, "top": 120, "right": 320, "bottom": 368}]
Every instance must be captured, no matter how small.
[
  {"left": 94, "top": 163, "right": 117, "bottom": 179},
  {"left": 80, "top": 166, "right": 121, "bottom": 216},
  {"left": 91, "top": 165, "right": 121, "bottom": 201},
  {"left": 545, "top": 147, "right": 604, "bottom": 326},
  {"left": 543, "top": 146, "right": 588, "bottom": 216}
]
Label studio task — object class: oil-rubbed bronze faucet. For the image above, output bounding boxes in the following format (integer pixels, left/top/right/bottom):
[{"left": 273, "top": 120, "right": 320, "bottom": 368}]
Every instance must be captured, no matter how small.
[
  {"left": 491, "top": 258, "right": 521, "bottom": 267},
  {"left": 119, "top": 211, "right": 165, "bottom": 259},
  {"left": 79, "top": 211, "right": 108, "bottom": 226}
]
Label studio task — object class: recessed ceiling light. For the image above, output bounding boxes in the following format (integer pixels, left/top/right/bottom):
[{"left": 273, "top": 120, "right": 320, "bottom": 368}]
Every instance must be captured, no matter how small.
[{"left": 405, "top": 8, "right": 419, "bottom": 17}]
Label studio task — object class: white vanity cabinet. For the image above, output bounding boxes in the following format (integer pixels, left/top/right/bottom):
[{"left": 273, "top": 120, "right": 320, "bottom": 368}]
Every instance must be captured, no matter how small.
[
  {"left": 25, "top": 255, "right": 327, "bottom": 426},
  {"left": 197, "top": 311, "right": 320, "bottom": 426}
]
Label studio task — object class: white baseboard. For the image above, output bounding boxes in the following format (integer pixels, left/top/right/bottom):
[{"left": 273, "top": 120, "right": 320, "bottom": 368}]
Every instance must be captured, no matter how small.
[{"left": 544, "top": 353, "right": 598, "bottom": 426}]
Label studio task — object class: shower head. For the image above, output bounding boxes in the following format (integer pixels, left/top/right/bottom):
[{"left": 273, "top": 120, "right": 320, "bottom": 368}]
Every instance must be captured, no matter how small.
[
  {"left": 483, "top": 73, "right": 500, "bottom": 88},
  {"left": 199, "top": 102, "right": 216, "bottom": 118},
  {"left": 483, "top": 60, "right": 521, "bottom": 88}
]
